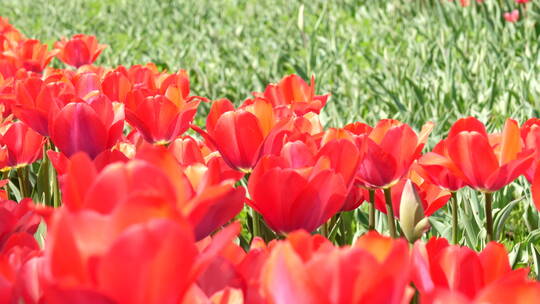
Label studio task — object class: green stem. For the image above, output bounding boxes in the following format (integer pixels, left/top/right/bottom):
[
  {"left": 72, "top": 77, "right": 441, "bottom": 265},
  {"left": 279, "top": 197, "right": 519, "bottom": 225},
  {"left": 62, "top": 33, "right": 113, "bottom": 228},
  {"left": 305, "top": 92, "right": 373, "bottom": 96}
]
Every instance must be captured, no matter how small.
[
  {"left": 17, "top": 167, "right": 30, "bottom": 198},
  {"left": 52, "top": 172, "right": 60, "bottom": 207},
  {"left": 368, "top": 189, "right": 376, "bottom": 230},
  {"left": 451, "top": 192, "right": 459, "bottom": 244},
  {"left": 251, "top": 208, "right": 261, "bottom": 240},
  {"left": 321, "top": 221, "right": 329, "bottom": 238},
  {"left": 484, "top": 192, "right": 494, "bottom": 242},
  {"left": 383, "top": 188, "right": 397, "bottom": 238},
  {"left": 42, "top": 144, "right": 51, "bottom": 205}
]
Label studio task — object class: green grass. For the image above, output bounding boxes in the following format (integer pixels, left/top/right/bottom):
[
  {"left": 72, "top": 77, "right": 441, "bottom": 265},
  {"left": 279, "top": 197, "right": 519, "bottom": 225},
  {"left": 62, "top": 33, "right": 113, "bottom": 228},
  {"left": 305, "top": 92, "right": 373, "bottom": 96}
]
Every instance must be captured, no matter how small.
[
  {"left": 4, "top": 0, "right": 539, "bottom": 132},
  {"left": 3, "top": 0, "right": 540, "bottom": 273}
]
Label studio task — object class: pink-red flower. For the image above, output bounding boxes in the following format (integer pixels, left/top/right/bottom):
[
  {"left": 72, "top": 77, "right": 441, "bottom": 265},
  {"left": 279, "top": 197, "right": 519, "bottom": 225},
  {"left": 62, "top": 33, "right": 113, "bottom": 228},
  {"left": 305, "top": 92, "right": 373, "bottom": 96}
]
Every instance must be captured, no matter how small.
[
  {"left": 247, "top": 139, "right": 358, "bottom": 233},
  {"left": 504, "top": 10, "right": 520, "bottom": 23},
  {"left": 49, "top": 94, "right": 124, "bottom": 158},
  {"left": 11, "top": 76, "right": 74, "bottom": 136},
  {"left": 353, "top": 119, "right": 433, "bottom": 189},
  {"left": 195, "top": 98, "right": 280, "bottom": 171},
  {"left": 253, "top": 74, "right": 329, "bottom": 115},
  {"left": 124, "top": 71, "right": 201, "bottom": 145},
  {"left": 445, "top": 117, "right": 533, "bottom": 192},
  {"left": 54, "top": 34, "right": 107, "bottom": 68},
  {"left": 261, "top": 231, "right": 412, "bottom": 304},
  {"left": 2, "top": 39, "right": 57, "bottom": 73},
  {"left": 0, "top": 121, "right": 45, "bottom": 170},
  {"left": 412, "top": 237, "right": 540, "bottom": 303}
]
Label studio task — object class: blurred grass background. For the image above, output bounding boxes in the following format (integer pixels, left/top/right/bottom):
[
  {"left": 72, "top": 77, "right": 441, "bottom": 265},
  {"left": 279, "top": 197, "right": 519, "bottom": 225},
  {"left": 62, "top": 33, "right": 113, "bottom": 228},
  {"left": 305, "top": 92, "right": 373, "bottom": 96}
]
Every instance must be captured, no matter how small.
[
  {"left": 2, "top": 0, "right": 540, "bottom": 273},
  {"left": 3, "top": 0, "right": 540, "bottom": 137}
]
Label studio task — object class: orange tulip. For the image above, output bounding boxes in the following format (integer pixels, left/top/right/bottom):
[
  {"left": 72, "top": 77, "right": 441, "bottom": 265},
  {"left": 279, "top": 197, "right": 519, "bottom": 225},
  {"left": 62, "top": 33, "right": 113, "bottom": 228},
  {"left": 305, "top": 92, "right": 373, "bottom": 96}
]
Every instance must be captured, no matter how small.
[
  {"left": 418, "top": 138, "right": 467, "bottom": 192},
  {"left": 446, "top": 117, "right": 533, "bottom": 192},
  {"left": 3, "top": 39, "right": 57, "bottom": 73},
  {"left": 195, "top": 98, "right": 280, "bottom": 171},
  {"left": 261, "top": 231, "right": 411, "bottom": 304},
  {"left": 253, "top": 74, "right": 329, "bottom": 115},
  {"left": 11, "top": 76, "right": 74, "bottom": 136},
  {"left": 0, "top": 17, "right": 25, "bottom": 43},
  {"left": 520, "top": 118, "right": 540, "bottom": 182},
  {"left": 54, "top": 34, "right": 107, "bottom": 68},
  {"left": 124, "top": 88, "right": 200, "bottom": 145}
]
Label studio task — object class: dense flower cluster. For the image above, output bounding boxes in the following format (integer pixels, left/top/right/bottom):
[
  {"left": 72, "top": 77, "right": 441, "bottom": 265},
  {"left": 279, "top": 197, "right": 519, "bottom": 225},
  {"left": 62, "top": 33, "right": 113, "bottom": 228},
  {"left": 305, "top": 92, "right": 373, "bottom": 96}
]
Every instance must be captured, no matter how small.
[{"left": 0, "top": 17, "right": 539, "bottom": 303}]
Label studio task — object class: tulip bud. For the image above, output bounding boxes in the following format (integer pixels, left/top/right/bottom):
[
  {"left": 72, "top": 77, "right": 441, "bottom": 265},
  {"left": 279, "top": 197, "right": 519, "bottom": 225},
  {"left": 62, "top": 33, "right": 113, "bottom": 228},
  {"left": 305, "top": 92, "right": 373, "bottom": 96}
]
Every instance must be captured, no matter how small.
[{"left": 399, "top": 180, "right": 430, "bottom": 243}]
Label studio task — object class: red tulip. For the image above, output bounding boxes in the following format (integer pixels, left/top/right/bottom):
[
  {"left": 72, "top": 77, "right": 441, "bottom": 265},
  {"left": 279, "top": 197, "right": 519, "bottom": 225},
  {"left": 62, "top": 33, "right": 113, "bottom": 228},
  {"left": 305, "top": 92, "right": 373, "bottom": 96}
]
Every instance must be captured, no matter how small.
[
  {"left": 59, "top": 146, "right": 244, "bottom": 241},
  {"left": 0, "top": 198, "right": 41, "bottom": 247},
  {"left": 247, "top": 139, "right": 357, "bottom": 233},
  {"left": 504, "top": 10, "right": 519, "bottom": 23},
  {"left": 520, "top": 118, "right": 540, "bottom": 182},
  {"left": 412, "top": 237, "right": 533, "bottom": 302},
  {"left": 195, "top": 98, "right": 279, "bottom": 171},
  {"left": 125, "top": 88, "right": 200, "bottom": 145},
  {"left": 101, "top": 68, "right": 132, "bottom": 103},
  {"left": 258, "top": 113, "right": 322, "bottom": 159},
  {"left": 3, "top": 39, "right": 57, "bottom": 73},
  {"left": 0, "top": 122, "right": 45, "bottom": 169},
  {"left": 355, "top": 119, "right": 433, "bottom": 189},
  {"left": 41, "top": 203, "right": 240, "bottom": 304},
  {"left": 49, "top": 95, "right": 124, "bottom": 158},
  {"left": 418, "top": 138, "right": 467, "bottom": 192},
  {"left": 71, "top": 72, "right": 101, "bottom": 99},
  {"left": 138, "top": 146, "right": 245, "bottom": 240},
  {"left": 168, "top": 136, "right": 243, "bottom": 182},
  {"left": 252, "top": 74, "right": 329, "bottom": 115},
  {"left": 261, "top": 231, "right": 411, "bottom": 304},
  {"left": 11, "top": 76, "right": 74, "bottom": 136},
  {"left": 0, "top": 54, "right": 18, "bottom": 79},
  {"left": 54, "top": 34, "right": 107, "bottom": 68},
  {"left": 0, "top": 232, "right": 41, "bottom": 304},
  {"left": 446, "top": 117, "right": 533, "bottom": 192},
  {"left": 0, "top": 17, "right": 25, "bottom": 43}
]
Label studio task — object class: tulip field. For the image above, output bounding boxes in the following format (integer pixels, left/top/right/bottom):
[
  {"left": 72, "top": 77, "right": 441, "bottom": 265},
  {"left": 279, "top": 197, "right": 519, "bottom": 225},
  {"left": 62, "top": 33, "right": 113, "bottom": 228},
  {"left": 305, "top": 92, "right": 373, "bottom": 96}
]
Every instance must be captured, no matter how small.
[{"left": 2, "top": 0, "right": 540, "bottom": 303}]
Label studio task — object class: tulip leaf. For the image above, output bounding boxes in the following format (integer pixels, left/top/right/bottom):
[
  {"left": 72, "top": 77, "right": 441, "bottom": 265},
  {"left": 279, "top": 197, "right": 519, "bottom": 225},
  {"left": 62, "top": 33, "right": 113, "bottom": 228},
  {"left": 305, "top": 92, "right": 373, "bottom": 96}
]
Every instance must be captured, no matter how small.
[
  {"left": 530, "top": 244, "right": 540, "bottom": 280},
  {"left": 525, "top": 229, "right": 540, "bottom": 244},
  {"left": 509, "top": 242, "right": 523, "bottom": 269},
  {"left": 36, "top": 159, "right": 51, "bottom": 205},
  {"left": 493, "top": 197, "right": 521, "bottom": 240},
  {"left": 461, "top": 206, "right": 479, "bottom": 250},
  {"left": 7, "top": 179, "right": 21, "bottom": 202},
  {"left": 34, "top": 219, "right": 47, "bottom": 249}
]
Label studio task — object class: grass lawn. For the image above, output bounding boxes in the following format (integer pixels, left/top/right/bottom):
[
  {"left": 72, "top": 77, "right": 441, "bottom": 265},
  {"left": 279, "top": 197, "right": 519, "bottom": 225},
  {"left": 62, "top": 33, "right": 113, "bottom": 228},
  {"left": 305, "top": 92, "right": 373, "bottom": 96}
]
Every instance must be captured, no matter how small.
[{"left": 3, "top": 0, "right": 540, "bottom": 275}]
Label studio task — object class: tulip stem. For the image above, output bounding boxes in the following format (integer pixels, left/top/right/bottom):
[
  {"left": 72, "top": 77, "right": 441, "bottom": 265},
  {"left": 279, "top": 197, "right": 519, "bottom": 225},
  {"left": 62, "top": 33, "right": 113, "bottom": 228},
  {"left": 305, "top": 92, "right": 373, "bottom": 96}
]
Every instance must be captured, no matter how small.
[
  {"left": 321, "top": 221, "right": 329, "bottom": 238},
  {"left": 47, "top": 141, "right": 61, "bottom": 208},
  {"left": 484, "top": 192, "right": 494, "bottom": 242},
  {"left": 368, "top": 189, "right": 376, "bottom": 230},
  {"left": 17, "top": 166, "right": 31, "bottom": 198},
  {"left": 383, "top": 188, "right": 397, "bottom": 238},
  {"left": 251, "top": 208, "right": 261, "bottom": 240},
  {"left": 451, "top": 192, "right": 459, "bottom": 244}
]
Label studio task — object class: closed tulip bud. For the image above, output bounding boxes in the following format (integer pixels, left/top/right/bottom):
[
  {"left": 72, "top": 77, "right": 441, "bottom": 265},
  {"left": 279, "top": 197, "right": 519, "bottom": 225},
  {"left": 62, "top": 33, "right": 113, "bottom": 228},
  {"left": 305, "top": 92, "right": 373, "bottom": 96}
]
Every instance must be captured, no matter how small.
[{"left": 399, "top": 180, "right": 430, "bottom": 243}]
